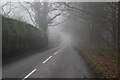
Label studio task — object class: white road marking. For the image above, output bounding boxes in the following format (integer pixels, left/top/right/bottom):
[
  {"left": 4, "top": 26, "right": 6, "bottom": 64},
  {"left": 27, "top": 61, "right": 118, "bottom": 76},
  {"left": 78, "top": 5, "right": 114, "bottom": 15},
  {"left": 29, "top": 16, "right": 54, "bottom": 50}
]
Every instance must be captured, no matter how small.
[
  {"left": 43, "top": 48, "right": 64, "bottom": 63},
  {"left": 54, "top": 52, "right": 58, "bottom": 55},
  {"left": 59, "top": 48, "right": 63, "bottom": 52},
  {"left": 23, "top": 47, "right": 64, "bottom": 80},
  {"left": 54, "top": 48, "right": 64, "bottom": 55},
  {"left": 23, "top": 69, "right": 37, "bottom": 80},
  {"left": 43, "top": 56, "right": 52, "bottom": 64}
]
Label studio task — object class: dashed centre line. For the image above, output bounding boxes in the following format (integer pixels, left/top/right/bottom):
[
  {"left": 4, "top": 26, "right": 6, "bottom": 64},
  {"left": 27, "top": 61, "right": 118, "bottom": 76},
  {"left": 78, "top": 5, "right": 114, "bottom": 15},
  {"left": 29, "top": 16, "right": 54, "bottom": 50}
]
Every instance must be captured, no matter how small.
[
  {"left": 43, "top": 48, "right": 64, "bottom": 64},
  {"left": 22, "top": 48, "right": 64, "bottom": 79},
  {"left": 23, "top": 69, "right": 37, "bottom": 80},
  {"left": 43, "top": 56, "right": 52, "bottom": 64},
  {"left": 54, "top": 51, "right": 58, "bottom": 55}
]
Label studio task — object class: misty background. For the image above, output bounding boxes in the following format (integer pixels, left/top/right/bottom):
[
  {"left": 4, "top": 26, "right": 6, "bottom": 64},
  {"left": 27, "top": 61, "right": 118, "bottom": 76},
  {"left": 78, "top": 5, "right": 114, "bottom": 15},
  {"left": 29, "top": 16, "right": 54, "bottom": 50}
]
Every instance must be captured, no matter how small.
[
  {"left": 1, "top": 2, "right": 118, "bottom": 48},
  {"left": 1, "top": 1, "right": 118, "bottom": 78}
]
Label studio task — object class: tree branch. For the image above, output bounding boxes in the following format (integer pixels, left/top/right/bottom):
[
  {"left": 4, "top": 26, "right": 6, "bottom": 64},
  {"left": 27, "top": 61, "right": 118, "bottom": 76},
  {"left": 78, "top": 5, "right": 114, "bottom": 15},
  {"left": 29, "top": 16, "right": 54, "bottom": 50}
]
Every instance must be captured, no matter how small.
[
  {"left": 6, "top": 2, "right": 12, "bottom": 16},
  {"left": 18, "top": 2, "right": 36, "bottom": 26},
  {"left": 48, "top": 14, "right": 69, "bottom": 26},
  {"left": 48, "top": 11, "right": 63, "bottom": 24},
  {"left": 62, "top": 2, "right": 93, "bottom": 15},
  {"left": 2, "top": 2, "right": 9, "bottom": 17}
]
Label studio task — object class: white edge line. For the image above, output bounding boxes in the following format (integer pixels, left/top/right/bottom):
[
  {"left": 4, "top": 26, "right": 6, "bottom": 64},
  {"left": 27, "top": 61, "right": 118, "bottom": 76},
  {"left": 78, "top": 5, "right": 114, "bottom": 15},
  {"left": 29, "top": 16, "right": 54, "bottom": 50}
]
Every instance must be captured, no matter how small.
[
  {"left": 23, "top": 69, "right": 37, "bottom": 80},
  {"left": 43, "top": 56, "right": 52, "bottom": 64}
]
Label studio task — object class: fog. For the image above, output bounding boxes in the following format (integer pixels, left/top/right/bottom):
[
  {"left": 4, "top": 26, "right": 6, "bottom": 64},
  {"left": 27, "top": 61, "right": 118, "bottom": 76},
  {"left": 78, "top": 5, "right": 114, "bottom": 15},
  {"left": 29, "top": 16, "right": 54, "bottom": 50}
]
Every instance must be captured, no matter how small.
[
  {"left": 1, "top": 1, "right": 118, "bottom": 78},
  {"left": 48, "top": 25, "right": 73, "bottom": 47},
  {"left": 0, "top": 2, "right": 90, "bottom": 48},
  {"left": 1, "top": 2, "right": 117, "bottom": 49},
  {"left": 48, "top": 12, "right": 90, "bottom": 48}
]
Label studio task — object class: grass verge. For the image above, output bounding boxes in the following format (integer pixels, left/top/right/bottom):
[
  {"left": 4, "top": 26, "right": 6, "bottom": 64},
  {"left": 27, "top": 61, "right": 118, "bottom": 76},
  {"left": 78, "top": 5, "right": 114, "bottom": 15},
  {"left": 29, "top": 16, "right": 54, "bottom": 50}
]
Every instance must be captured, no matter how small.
[{"left": 75, "top": 47, "right": 118, "bottom": 78}]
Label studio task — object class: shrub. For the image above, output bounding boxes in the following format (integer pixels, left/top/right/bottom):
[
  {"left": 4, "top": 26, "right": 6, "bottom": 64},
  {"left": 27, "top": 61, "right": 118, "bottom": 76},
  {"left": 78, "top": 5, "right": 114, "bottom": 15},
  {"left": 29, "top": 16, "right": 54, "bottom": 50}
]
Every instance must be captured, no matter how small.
[{"left": 2, "top": 16, "right": 47, "bottom": 59}]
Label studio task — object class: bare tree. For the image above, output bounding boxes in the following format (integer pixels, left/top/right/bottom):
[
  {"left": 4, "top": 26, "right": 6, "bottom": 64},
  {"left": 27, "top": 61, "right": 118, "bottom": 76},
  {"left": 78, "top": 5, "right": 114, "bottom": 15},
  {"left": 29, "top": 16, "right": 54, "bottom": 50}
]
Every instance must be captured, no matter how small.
[
  {"left": 1, "top": 2, "right": 28, "bottom": 22},
  {"left": 19, "top": 2, "right": 66, "bottom": 32},
  {"left": 18, "top": 2, "right": 36, "bottom": 26},
  {"left": 62, "top": 2, "right": 118, "bottom": 50},
  {"left": 1, "top": 2, "right": 11, "bottom": 17}
]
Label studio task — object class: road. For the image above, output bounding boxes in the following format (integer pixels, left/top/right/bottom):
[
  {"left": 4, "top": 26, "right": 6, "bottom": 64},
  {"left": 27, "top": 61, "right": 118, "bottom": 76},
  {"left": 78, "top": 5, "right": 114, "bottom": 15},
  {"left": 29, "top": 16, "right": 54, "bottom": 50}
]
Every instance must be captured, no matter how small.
[{"left": 2, "top": 45, "right": 93, "bottom": 79}]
